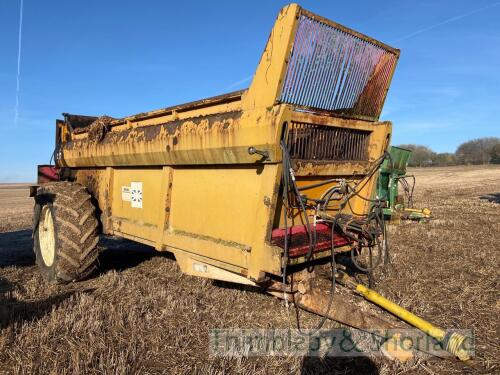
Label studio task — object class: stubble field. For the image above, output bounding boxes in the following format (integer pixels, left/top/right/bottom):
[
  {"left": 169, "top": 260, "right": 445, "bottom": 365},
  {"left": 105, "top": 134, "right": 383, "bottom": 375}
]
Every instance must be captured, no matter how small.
[{"left": 0, "top": 166, "right": 499, "bottom": 374}]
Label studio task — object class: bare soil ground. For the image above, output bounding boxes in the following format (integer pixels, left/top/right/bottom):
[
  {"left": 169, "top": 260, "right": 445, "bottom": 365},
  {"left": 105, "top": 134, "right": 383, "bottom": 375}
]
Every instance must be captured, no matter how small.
[{"left": 0, "top": 166, "right": 499, "bottom": 374}]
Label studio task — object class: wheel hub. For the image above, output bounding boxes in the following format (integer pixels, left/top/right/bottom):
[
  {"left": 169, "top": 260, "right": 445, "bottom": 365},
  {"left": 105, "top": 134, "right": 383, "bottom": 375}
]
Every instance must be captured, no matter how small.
[{"left": 39, "top": 206, "right": 55, "bottom": 266}]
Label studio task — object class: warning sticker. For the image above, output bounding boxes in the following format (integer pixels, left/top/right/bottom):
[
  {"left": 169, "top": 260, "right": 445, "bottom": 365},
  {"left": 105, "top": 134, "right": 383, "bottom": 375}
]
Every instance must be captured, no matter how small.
[
  {"left": 130, "top": 182, "right": 143, "bottom": 208},
  {"left": 121, "top": 186, "right": 131, "bottom": 202},
  {"left": 121, "top": 183, "right": 142, "bottom": 208}
]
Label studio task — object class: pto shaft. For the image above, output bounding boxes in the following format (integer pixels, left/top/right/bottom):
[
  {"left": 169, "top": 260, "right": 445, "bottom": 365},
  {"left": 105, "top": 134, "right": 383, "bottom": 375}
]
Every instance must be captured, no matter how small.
[{"left": 339, "top": 273, "right": 471, "bottom": 361}]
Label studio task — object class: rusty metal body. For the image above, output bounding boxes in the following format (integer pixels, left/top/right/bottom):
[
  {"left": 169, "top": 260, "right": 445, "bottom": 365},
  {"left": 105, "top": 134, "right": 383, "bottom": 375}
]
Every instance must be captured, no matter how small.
[{"left": 50, "top": 4, "right": 399, "bottom": 285}]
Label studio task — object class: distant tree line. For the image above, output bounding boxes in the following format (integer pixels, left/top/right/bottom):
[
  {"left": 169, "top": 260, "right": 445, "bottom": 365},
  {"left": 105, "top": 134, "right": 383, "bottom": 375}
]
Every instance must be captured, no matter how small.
[{"left": 397, "top": 137, "right": 500, "bottom": 167}]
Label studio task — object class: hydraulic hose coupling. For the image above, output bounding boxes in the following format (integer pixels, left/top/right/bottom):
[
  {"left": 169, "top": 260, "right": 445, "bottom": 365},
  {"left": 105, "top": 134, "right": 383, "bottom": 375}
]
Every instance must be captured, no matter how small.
[{"left": 248, "top": 146, "right": 270, "bottom": 161}]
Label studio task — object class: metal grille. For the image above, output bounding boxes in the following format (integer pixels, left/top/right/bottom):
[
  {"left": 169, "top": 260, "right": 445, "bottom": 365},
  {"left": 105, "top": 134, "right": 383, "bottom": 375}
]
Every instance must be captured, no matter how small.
[
  {"left": 287, "top": 122, "right": 370, "bottom": 161},
  {"left": 279, "top": 14, "right": 398, "bottom": 120}
]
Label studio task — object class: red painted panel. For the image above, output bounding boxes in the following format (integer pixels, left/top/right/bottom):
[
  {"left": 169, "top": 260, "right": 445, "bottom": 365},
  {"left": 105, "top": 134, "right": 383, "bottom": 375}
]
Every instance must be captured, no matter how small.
[
  {"left": 37, "top": 165, "right": 59, "bottom": 184},
  {"left": 271, "top": 224, "right": 351, "bottom": 258}
]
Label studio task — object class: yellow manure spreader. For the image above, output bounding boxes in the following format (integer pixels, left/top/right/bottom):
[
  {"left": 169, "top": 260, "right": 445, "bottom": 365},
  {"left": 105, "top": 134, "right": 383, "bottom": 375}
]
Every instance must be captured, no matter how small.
[{"left": 32, "top": 3, "right": 473, "bottom": 365}]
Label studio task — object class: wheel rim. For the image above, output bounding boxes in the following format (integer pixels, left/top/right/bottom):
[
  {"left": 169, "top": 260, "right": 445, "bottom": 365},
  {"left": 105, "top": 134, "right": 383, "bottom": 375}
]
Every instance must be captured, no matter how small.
[{"left": 39, "top": 206, "right": 55, "bottom": 266}]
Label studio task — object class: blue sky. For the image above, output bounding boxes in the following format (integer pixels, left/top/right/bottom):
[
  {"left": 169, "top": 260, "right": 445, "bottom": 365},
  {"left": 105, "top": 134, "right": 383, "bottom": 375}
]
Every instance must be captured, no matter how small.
[{"left": 1, "top": 0, "right": 499, "bottom": 182}]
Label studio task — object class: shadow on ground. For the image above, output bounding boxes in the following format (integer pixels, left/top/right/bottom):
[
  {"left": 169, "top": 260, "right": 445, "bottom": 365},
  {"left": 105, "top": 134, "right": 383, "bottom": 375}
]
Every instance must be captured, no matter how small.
[
  {"left": 479, "top": 192, "right": 500, "bottom": 204},
  {"left": 301, "top": 356, "right": 379, "bottom": 374},
  {"left": 97, "top": 236, "right": 174, "bottom": 274},
  {"left": 0, "top": 232, "right": 168, "bottom": 329},
  {"left": 0, "top": 277, "right": 88, "bottom": 330},
  {"left": 0, "top": 230, "right": 34, "bottom": 268},
  {"left": 0, "top": 230, "right": 169, "bottom": 273}
]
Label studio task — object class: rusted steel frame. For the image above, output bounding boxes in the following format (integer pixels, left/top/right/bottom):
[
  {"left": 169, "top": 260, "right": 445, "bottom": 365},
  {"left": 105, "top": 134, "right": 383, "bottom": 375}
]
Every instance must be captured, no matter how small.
[
  {"left": 66, "top": 90, "right": 246, "bottom": 136},
  {"left": 55, "top": 119, "right": 65, "bottom": 145},
  {"left": 66, "top": 111, "right": 242, "bottom": 148},
  {"left": 62, "top": 113, "right": 99, "bottom": 131},
  {"left": 296, "top": 289, "right": 398, "bottom": 330},
  {"left": 119, "top": 89, "right": 246, "bottom": 124},
  {"left": 366, "top": 54, "right": 396, "bottom": 118},
  {"left": 300, "top": 8, "right": 400, "bottom": 56},
  {"left": 266, "top": 281, "right": 397, "bottom": 331},
  {"left": 350, "top": 46, "right": 383, "bottom": 116},
  {"left": 287, "top": 122, "right": 370, "bottom": 162},
  {"left": 290, "top": 108, "right": 388, "bottom": 128},
  {"left": 376, "top": 54, "right": 399, "bottom": 117},
  {"left": 268, "top": 283, "right": 459, "bottom": 362},
  {"left": 353, "top": 53, "right": 398, "bottom": 118},
  {"left": 285, "top": 245, "right": 353, "bottom": 266},
  {"left": 291, "top": 160, "right": 371, "bottom": 177},
  {"left": 291, "top": 104, "right": 380, "bottom": 122},
  {"left": 279, "top": 9, "right": 399, "bottom": 121}
]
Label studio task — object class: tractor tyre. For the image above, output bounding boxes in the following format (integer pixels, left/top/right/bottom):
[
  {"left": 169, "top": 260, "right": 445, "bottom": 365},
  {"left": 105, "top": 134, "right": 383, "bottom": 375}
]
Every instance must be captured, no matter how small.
[{"left": 33, "top": 182, "right": 100, "bottom": 283}]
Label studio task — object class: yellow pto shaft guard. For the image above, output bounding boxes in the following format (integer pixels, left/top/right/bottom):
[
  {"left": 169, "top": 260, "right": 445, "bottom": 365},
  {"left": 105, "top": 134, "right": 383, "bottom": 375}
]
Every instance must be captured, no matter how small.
[{"left": 338, "top": 272, "right": 471, "bottom": 361}]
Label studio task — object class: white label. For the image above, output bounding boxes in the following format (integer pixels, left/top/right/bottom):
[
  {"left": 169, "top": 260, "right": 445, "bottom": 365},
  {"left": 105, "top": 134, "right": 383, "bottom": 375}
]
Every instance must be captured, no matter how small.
[
  {"left": 130, "top": 182, "right": 143, "bottom": 208},
  {"left": 121, "top": 186, "right": 131, "bottom": 202},
  {"left": 193, "top": 263, "right": 208, "bottom": 273}
]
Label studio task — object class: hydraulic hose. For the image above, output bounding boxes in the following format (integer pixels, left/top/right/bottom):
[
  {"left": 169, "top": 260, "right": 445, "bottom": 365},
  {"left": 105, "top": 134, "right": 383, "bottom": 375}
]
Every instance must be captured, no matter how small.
[{"left": 279, "top": 139, "right": 334, "bottom": 333}]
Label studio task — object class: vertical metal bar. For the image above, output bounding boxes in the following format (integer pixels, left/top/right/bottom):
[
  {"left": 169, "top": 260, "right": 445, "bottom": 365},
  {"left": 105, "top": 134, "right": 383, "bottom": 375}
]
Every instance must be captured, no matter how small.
[
  {"left": 299, "top": 21, "right": 321, "bottom": 107},
  {"left": 310, "top": 24, "right": 330, "bottom": 109},
  {"left": 293, "top": 19, "right": 314, "bottom": 106},
  {"left": 284, "top": 16, "right": 309, "bottom": 103},
  {"left": 278, "top": 14, "right": 398, "bottom": 120},
  {"left": 341, "top": 41, "right": 370, "bottom": 112},
  {"left": 337, "top": 39, "right": 362, "bottom": 111},
  {"left": 352, "top": 47, "right": 380, "bottom": 114},
  {"left": 315, "top": 27, "right": 341, "bottom": 109}
]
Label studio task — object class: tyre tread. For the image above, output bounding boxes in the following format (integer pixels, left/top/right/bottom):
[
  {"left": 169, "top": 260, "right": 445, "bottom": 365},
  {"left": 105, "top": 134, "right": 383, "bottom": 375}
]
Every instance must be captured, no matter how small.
[{"left": 35, "top": 182, "right": 100, "bottom": 283}]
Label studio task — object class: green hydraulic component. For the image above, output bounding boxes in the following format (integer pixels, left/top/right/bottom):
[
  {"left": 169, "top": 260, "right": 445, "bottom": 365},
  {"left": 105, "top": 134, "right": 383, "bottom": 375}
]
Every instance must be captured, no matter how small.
[{"left": 377, "top": 146, "right": 431, "bottom": 221}]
